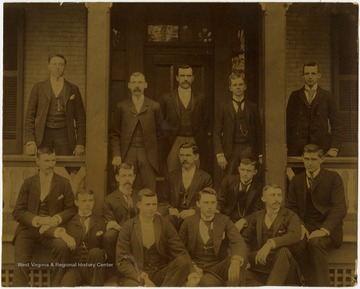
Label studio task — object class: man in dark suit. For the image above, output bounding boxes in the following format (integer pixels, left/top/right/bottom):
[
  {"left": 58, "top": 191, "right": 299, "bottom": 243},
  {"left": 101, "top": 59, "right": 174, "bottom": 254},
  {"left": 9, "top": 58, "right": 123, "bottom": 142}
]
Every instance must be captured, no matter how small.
[
  {"left": 243, "top": 184, "right": 301, "bottom": 286},
  {"left": 162, "top": 143, "right": 212, "bottom": 230},
  {"left": 286, "top": 144, "right": 347, "bottom": 286},
  {"left": 102, "top": 162, "right": 137, "bottom": 265},
  {"left": 109, "top": 72, "right": 164, "bottom": 192},
  {"left": 116, "top": 188, "right": 200, "bottom": 287},
  {"left": 25, "top": 53, "right": 86, "bottom": 156},
  {"left": 217, "top": 158, "right": 263, "bottom": 233},
  {"left": 179, "top": 188, "right": 247, "bottom": 286},
  {"left": 12, "top": 146, "right": 76, "bottom": 286},
  {"left": 60, "top": 189, "right": 106, "bottom": 286},
  {"left": 160, "top": 65, "right": 211, "bottom": 173},
  {"left": 286, "top": 61, "right": 342, "bottom": 157},
  {"left": 213, "top": 73, "right": 263, "bottom": 179}
]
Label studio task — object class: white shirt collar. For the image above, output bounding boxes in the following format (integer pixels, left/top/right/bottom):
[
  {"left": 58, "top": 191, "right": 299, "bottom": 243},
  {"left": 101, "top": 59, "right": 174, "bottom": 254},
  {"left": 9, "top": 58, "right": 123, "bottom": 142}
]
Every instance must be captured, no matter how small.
[
  {"left": 306, "top": 168, "right": 321, "bottom": 179},
  {"left": 178, "top": 86, "right": 191, "bottom": 96},
  {"left": 304, "top": 83, "right": 318, "bottom": 91},
  {"left": 182, "top": 165, "right": 196, "bottom": 175},
  {"left": 132, "top": 94, "right": 144, "bottom": 103}
]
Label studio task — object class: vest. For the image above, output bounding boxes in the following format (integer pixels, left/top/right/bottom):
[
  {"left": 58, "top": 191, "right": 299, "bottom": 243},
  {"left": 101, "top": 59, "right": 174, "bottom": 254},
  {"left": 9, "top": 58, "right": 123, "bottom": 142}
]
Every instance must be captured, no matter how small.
[
  {"left": 177, "top": 98, "right": 193, "bottom": 136},
  {"left": 304, "top": 180, "right": 323, "bottom": 226},
  {"left": 38, "top": 195, "right": 50, "bottom": 217},
  {"left": 193, "top": 228, "right": 217, "bottom": 265},
  {"left": 233, "top": 106, "right": 249, "bottom": 143},
  {"left": 46, "top": 88, "right": 67, "bottom": 128},
  {"left": 143, "top": 244, "right": 167, "bottom": 271},
  {"left": 129, "top": 121, "right": 145, "bottom": 147},
  {"left": 229, "top": 189, "right": 247, "bottom": 222}
]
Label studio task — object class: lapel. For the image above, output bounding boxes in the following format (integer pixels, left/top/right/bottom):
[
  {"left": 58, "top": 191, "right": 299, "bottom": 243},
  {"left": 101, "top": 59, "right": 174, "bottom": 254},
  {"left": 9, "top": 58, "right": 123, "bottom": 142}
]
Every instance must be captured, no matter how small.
[
  {"left": 299, "top": 87, "right": 309, "bottom": 106},
  {"left": 48, "top": 174, "right": 58, "bottom": 206},
  {"left": 138, "top": 96, "right": 150, "bottom": 115},
  {"left": 174, "top": 170, "right": 182, "bottom": 206},
  {"left": 212, "top": 214, "right": 223, "bottom": 255},
  {"left": 190, "top": 90, "right": 198, "bottom": 113},
  {"left": 127, "top": 97, "right": 139, "bottom": 115},
  {"left": 226, "top": 99, "right": 236, "bottom": 121},
  {"left": 154, "top": 216, "right": 161, "bottom": 251},
  {"left": 256, "top": 210, "right": 266, "bottom": 247},
  {"left": 311, "top": 169, "right": 324, "bottom": 194},
  {"left": 271, "top": 207, "right": 286, "bottom": 237},
  {"left": 115, "top": 189, "right": 130, "bottom": 212},
  {"left": 62, "top": 79, "right": 71, "bottom": 110},
  {"left": 188, "top": 215, "right": 200, "bottom": 254},
  {"left": 172, "top": 90, "right": 181, "bottom": 117},
  {"left": 301, "top": 173, "right": 308, "bottom": 207},
  {"left": 310, "top": 87, "right": 325, "bottom": 113},
  {"left": 88, "top": 215, "right": 98, "bottom": 234},
  {"left": 244, "top": 100, "right": 250, "bottom": 124},
  {"left": 133, "top": 217, "right": 144, "bottom": 256},
  {"left": 245, "top": 182, "right": 256, "bottom": 210},
  {"left": 42, "top": 79, "right": 53, "bottom": 101},
  {"left": 186, "top": 168, "right": 201, "bottom": 204}
]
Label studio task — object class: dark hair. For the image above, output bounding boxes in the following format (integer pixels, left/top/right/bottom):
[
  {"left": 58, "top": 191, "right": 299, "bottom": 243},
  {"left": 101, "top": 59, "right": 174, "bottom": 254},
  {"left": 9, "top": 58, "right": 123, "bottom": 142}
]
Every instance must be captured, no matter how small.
[
  {"left": 239, "top": 157, "right": 257, "bottom": 170},
  {"left": 262, "top": 184, "right": 282, "bottom": 196},
  {"left": 303, "top": 61, "right": 319, "bottom": 74},
  {"left": 36, "top": 146, "right": 55, "bottom": 158},
  {"left": 303, "top": 144, "right": 324, "bottom": 157},
  {"left": 177, "top": 64, "right": 193, "bottom": 75},
  {"left": 137, "top": 188, "right": 157, "bottom": 201},
  {"left": 115, "top": 162, "right": 135, "bottom": 175},
  {"left": 48, "top": 53, "right": 67, "bottom": 64},
  {"left": 76, "top": 188, "right": 95, "bottom": 200},
  {"left": 196, "top": 187, "right": 217, "bottom": 202},
  {"left": 179, "top": 142, "right": 199, "bottom": 155},
  {"left": 229, "top": 72, "right": 245, "bottom": 86}
]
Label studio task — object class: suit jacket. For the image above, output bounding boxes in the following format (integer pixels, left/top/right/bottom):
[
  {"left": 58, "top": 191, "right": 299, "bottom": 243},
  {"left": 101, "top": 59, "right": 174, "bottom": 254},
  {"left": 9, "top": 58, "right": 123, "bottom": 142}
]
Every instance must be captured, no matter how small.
[
  {"left": 159, "top": 90, "right": 211, "bottom": 168},
  {"left": 179, "top": 213, "right": 247, "bottom": 261},
  {"left": 217, "top": 176, "right": 263, "bottom": 223},
  {"left": 24, "top": 79, "right": 86, "bottom": 150},
  {"left": 102, "top": 189, "right": 138, "bottom": 226},
  {"left": 213, "top": 99, "right": 263, "bottom": 158},
  {"left": 242, "top": 207, "right": 301, "bottom": 251},
  {"left": 109, "top": 97, "right": 164, "bottom": 172},
  {"left": 13, "top": 172, "right": 76, "bottom": 239},
  {"left": 116, "top": 215, "right": 193, "bottom": 281},
  {"left": 286, "top": 86, "right": 342, "bottom": 156},
  {"left": 66, "top": 214, "right": 105, "bottom": 259},
  {"left": 164, "top": 167, "right": 212, "bottom": 209},
  {"left": 286, "top": 169, "right": 347, "bottom": 248}
]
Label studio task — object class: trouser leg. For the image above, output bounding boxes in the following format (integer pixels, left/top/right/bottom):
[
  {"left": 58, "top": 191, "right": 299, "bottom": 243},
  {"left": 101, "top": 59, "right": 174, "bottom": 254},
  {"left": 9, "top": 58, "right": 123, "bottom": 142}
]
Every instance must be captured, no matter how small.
[
  {"left": 267, "top": 247, "right": 294, "bottom": 286},
  {"left": 86, "top": 248, "right": 106, "bottom": 285}
]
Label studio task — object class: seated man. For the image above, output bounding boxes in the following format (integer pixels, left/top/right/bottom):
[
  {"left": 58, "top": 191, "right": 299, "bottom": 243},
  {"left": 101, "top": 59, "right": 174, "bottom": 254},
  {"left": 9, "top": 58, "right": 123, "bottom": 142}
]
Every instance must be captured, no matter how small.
[
  {"left": 61, "top": 189, "right": 106, "bottom": 286},
  {"left": 163, "top": 142, "right": 212, "bottom": 230},
  {"left": 217, "top": 158, "right": 263, "bottom": 233},
  {"left": 242, "top": 184, "right": 301, "bottom": 286},
  {"left": 116, "top": 188, "right": 200, "bottom": 287},
  {"left": 12, "top": 146, "right": 76, "bottom": 286},
  {"left": 179, "top": 188, "right": 247, "bottom": 286},
  {"left": 102, "top": 163, "right": 137, "bottom": 264},
  {"left": 286, "top": 144, "right": 347, "bottom": 286}
]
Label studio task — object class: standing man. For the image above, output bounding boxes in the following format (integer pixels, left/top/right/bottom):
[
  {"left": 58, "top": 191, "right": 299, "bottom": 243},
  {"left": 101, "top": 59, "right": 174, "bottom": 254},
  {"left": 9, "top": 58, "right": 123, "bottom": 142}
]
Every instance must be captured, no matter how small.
[
  {"left": 160, "top": 65, "right": 211, "bottom": 173},
  {"left": 61, "top": 189, "right": 106, "bottom": 286},
  {"left": 286, "top": 144, "right": 347, "bottom": 286},
  {"left": 102, "top": 163, "right": 137, "bottom": 265},
  {"left": 163, "top": 143, "right": 212, "bottom": 229},
  {"left": 217, "top": 158, "right": 263, "bottom": 233},
  {"left": 213, "top": 73, "right": 263, "bottom": 179},
  {"left": 243, "top": 184, "right": 301, "bottom": 286},
  {"left": 12, "top": 146, "right": 76, "bottom": 286},
  {"left": 116, "top": 188, "right": 200, "bottom": 287},
  {"left": 25, "top": 53, "right": 86, "bottom": 156},
  {"left": 179, "top": 188, "right": 247, "bottom": 286},
  {"left": 286, "top": 61, "right": 342, "bottom": 157},
  {"left": 110, "top": 72, "right": 164, "bottom": 192}
]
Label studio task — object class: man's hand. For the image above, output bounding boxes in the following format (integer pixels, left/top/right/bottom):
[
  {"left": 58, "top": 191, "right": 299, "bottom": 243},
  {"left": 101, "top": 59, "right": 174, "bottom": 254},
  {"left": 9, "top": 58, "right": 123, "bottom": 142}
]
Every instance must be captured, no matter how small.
[
  {"left": 228, "top": 259, "right": 241, "bottom": 284},
  {"left": 106, "top": 221, "right": 121, "bottom": 231},
  {"left": 143, "top": 276, "right": 156, "bottom": 287},
  {"left": 308, "top": 229, "right": 327, "bottom": 240},
  {"left": 179, "top": 209, "right": 196, "bottom": 219},
  {"left": 73, "top": 145, "right": 85, "bottom": 156},
  {"left": 112, "top": 156, "right": 122, "bottom": 166},
  {"left": 186, "top": 272, "right": 201, "bottom": 287},
  {"left": 61, "top": 233, "right": 76, "bottom": 250},
  {"left": 217, "top": 155, "right": 228, "bottom": 170},
  {"left": 39, "top": 225, "right": 51, "bottom": 234},
  {"left": 49, "top": 216, "right": 61, "bottom": 227},
  {"left": 255, "top": 243, "right": 271, "bottom": 265},
  {"left": 326, "top": 148, "right": 339, "bottom": 157},
  {"left": 235, "top": 219, "right": 248, "bottom": 232},
  {"left": 38, "top": 216, "right": 51, "bottom": 226},
  {"left": 258, "top": 154, "right": 263, "bottom": 165},
  {"left": 301, "top": 224, "right": 309, "bottom": 240},
  {"left": 25, "top": 143, "right": 37, "bottom": 156}
]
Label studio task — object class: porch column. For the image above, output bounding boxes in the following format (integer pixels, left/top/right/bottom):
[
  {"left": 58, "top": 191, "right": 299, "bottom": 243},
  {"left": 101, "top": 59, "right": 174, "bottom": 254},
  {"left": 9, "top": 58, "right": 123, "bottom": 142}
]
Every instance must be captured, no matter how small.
[
  {"left": 262, "top": 3, "right": 289, "bottom": 189},
  {"left": 85, "top": 3, "right": 111, "bottom": 214}
]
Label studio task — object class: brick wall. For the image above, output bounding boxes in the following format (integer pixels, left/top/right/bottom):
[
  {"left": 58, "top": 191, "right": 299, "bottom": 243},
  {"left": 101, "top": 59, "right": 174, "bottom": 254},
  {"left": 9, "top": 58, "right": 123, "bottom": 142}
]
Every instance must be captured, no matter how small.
[
  {"left": 23, "top": 3, "right": 87, "bottom": 114},
  {"left": 286, "top": 4, "right": 332, "bottom": 100}
]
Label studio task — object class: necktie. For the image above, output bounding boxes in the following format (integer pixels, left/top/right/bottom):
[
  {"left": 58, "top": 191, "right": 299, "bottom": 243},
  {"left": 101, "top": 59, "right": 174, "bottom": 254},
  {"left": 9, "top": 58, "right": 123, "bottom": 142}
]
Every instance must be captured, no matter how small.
[
  {"left": 80, "top": 215, "right": 91, "bottom": 236},
  {"left": 233, "top": 98, "right": 245, "bottom": 112},
  {"left": 308, "top": 173, "right": 314, "bottom": 191}
]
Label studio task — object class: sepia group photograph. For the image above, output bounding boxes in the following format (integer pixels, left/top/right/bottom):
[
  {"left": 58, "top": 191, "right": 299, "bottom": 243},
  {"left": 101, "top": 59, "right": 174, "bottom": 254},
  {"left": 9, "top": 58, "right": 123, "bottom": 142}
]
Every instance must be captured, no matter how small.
[{"left": 1, "top": 1, "right": 358, "bottom": 287}]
